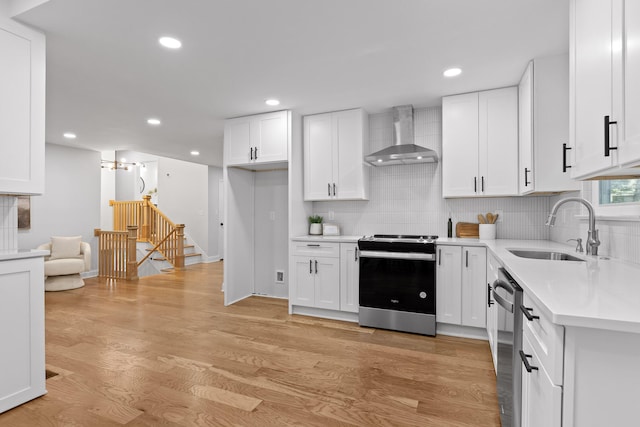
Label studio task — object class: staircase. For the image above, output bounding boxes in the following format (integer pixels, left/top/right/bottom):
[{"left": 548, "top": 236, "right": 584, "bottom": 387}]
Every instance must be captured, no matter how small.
[{"left": 95, "top": 195, "right": 202, "bottom": 280}]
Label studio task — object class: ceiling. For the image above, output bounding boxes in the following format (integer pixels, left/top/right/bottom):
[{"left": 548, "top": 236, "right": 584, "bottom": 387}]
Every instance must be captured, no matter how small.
[{"left": 15, "top": 0, "right": 569, "bottom": 167}]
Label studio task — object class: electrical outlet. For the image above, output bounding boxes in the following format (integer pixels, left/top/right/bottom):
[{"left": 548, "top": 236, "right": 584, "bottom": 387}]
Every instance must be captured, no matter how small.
[
  {"left": 275, "top": 270, "right": 285, "bottom": 283},
  {"left": 495, "top": 209, "right": 503, "bottom": 222},
  {"left": 328, "top": 210, "right": 335, "bottom": 220},
  {"left": 269, "top": 211, "right": 276, "bottom": 221}
]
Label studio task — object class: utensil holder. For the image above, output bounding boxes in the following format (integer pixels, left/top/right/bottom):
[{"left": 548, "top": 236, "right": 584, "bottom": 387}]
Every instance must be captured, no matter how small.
[{"left": 479, "top": 224, "right": 496, "bottom": 240}]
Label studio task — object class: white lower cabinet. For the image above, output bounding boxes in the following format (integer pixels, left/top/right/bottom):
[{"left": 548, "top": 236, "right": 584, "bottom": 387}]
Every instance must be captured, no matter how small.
[
  {"left": 0, "top": 257, "right": 46, "bottom": 414},
  {"left": 290, "top": 240, "right": 359, "bottom": 314},
  {"left": 436, "top": 245, "right": 486, "bottom": 328},
  {"left": 339, "top": 243, "right": 359, "bottom": 313},
  {"left": 486, "top": 253, "right": 500, "bottom": 372}
]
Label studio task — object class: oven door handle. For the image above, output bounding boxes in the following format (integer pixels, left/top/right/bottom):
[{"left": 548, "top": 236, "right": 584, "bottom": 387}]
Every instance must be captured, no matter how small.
[
  {"left": 359, "top": 250, "right": 435, "bottom": 261},
  {"left": 492, "top": 280, "right": 514, "bottom": 313}
]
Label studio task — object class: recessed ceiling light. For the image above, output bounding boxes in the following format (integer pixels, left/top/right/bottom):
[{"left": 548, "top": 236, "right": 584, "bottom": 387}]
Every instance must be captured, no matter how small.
[
  {"left": 265, "top": 99, "right": 280, "bottom": 106},
  {"left": 443, "top": 67, "right": 462, "bottom": 77},
  {"left": 63, "top": 132, "right": 77, "bottom": 139},
  {"left": 147, "top": 118, "right": 161, "bottom": 125},
  {"left": 190, "top": 151, "right": 200, "bottom": 156},
  {"left": 159, "top": 36, "right": 182, "bottom": 49}
]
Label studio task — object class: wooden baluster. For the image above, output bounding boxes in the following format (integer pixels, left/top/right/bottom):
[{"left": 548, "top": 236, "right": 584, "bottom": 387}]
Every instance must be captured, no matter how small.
[
  {"left": 175, "top": 224, "right": 185, "bottom": 270},
  {"left": 126, "top": 226, "right": 139, "bottom": 280}
]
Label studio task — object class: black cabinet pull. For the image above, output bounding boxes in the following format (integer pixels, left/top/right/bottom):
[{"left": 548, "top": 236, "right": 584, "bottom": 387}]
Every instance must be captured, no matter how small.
[
  {"left": 604, "top": 115, "right": 618, "bottom": 157},
  {"left": 524, "top": 168, "right": 531, "bottom": 186},
  {"left": 481, "top": 176, "right": 485, "bottom": 192},
  {"left": 487, "top": 283, "right": 494, "bottom": 307},
  {"left": 520, "top": 305, "right": 540, "bottom": 321},
  {"left": 250, "top": 147, "right": 254, "bottom": 160},
  {"left": 314, "top": 260, "right": 318, "bottom": 274},
  {"left": 438, "top": 249, "right": 442, "bottom": 266},
  {"left": 333, "top": 183, "right": 336, "bottom": 196},
  {"left": 562, "top": 143, "right": 572, "bottom": 172},
  {"left": 307, "top": 244, "right": 320, "bottom": 247},
  {"left": 355, "top": 247, "right": 358, "bottom": 261},
  {"left": 465, "top": 250, "right": 469, "bottom": 268},
  {"left": 254, "top": 147, "right": 258, "bottom": 160},
  {"left": 328, "top": 183, "right": 331, "bottom": 197},
  {"left": 309, "top": 260, "right": 312, "bottom": 274},
  {"left": 474, "top": 177, "right": 477, "bottom": 193},
  {"left": 519, "top": 350, "right": 539, "bottom": 373}
]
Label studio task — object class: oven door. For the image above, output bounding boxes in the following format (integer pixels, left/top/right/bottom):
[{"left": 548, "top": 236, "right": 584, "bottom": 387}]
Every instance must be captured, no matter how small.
[{"left": 358, "top": 251, "right": 436, "bottom": 314}]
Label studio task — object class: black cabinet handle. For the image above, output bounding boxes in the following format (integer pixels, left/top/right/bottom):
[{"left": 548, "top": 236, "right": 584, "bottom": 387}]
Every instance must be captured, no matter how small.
[
  {"left": 487, "top": 283, "right": 494, "bottom": 307},
  {"left": 250, "top": 147, "right": 254, "bottom": 160},
  {"left": 474, "top": 177, "right": 477, "bottom": 193},
  {"left": 604, "top": 115, "right": 618, "bottom": 157},
  {"left": 519, "top": 350, "right": 539, "bottom": 373},
  {"left": 465, "top": 250, "right": 469, "bottom": 268},
  {"left": 355, "top": 247, "right": 358, "bottom": 261},
  {"left": 333, "top": 183, "right": 336, "bottom": 196},
  {"left": 328, "top": 183, "right": 331, "bottom": 197},
  {"left": 524, "top": 168, "right": 531, "bottom": 186},
  {"left": 307, "top": 244, "right": 320, "bottom": 247},
  {"left": 254, "top": 147, "right": 258, "bottom": 160},
  {"left": 438, "top": 249, "right": 442, "bottom": 266},
  {"left": 562, "top": 143, "right": 572, "bottom": 172},
  {"left": 309, "top": 260, "right": 312, "bottom": 274},
  {"left": 481, "top": 176, "right": 485, "bottom": 192},
  {"left": 520, "top": 305, "right": 540, "bottom": 321},
  {"left": 315, "top": 260, "right": 318, "bottom": 274}
]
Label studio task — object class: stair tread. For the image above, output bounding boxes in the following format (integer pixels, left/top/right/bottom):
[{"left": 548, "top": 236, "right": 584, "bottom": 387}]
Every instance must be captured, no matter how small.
[{"left": 146, "top": 244, "right": 194, "bottom": 252}]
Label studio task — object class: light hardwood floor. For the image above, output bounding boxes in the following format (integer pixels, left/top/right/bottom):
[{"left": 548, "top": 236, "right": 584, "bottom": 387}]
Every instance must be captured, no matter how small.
[{"left": 0, "top": 262, "right": 500, "bottom": 426}]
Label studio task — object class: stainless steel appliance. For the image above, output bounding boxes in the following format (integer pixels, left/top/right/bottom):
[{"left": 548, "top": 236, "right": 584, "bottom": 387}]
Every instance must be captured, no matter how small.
[
  {"left": 493, "top": 267, "right": 523, "bottom": 427},
  {"left": 358, "top": 235, "right": 437, "bottom": 336}
]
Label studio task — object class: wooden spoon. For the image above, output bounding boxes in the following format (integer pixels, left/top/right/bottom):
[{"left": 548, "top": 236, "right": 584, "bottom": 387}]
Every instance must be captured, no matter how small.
[
  {"left": 478, "top": 214, "right": 487, "bottom": 224},
  {"left": 486, "top": 213, "right": 494, "bottom": 224},
  {"left": 492, "top": 213, "right": 499, "bottom": 224}
]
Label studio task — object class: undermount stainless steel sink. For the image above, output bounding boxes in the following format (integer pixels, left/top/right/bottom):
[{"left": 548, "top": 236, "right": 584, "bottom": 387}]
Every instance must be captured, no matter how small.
[{"left": 508, "top": 249, "right": 585, "bottom": 262}]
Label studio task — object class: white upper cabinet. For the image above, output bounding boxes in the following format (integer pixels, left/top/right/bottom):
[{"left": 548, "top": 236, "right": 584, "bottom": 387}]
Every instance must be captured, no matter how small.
[
  {"left": 303, "top": 108, "right": 369, "bottom": 201},
  {"left": 519, "top": 55, "right": 580, "bottom": 194},
  {"left": 224, "top": 110, "right": 289, "bottom": 167},
  {"left": 0, "top": 19, "right": 45, "bottom": 195},
  {"left": 570, "top": 0, "right": 640, "bottom": 178},
  {"left": 443, "top": 87, "right": 519, "bottom": 198}
]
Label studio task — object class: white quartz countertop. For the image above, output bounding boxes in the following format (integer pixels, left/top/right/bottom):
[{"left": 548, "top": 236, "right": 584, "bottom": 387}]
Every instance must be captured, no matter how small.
[
  {"left": 291, "top": 235, "right": 362, "bottom": 243},
  {"left": 440, "top": 238, "right": 640, "bottom": 333},
  {"left": 0, "top": 249, "right": 49, "bottom": 261}
]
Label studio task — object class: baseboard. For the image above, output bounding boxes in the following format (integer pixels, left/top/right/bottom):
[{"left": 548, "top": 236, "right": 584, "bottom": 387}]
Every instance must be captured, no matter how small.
[
  {"left": 291, "top": 305, "right": 359, "bottom": 323},
  {"left": 81, "top": 270, "right": 98, "bottom": 279},
  {"left": 203, "top": 256, "right": 221, "bottom": 263},
  {"left": 436, "top": 323, "right": 489, "bottom": 341}
]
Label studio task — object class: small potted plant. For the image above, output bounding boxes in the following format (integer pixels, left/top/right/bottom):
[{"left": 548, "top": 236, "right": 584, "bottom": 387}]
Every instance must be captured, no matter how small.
[{"left": 308, "top": 215, "right": 323, "bottom": 235}]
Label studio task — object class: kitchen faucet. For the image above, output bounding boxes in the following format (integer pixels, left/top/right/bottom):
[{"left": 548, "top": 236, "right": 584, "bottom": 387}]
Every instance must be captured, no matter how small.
[{"left": 546, "top": 197, "right": 600, "bottom": 256}]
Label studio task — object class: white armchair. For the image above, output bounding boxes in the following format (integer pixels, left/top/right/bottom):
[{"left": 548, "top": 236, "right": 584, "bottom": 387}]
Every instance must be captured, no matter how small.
[{"left": 37, "top": 236, "right": 91, "bottom": 291}]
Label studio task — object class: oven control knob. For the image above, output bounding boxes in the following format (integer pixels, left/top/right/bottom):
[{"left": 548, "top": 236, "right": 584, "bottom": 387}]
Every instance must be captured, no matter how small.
[{"left": 419, "top": 292, "right": 427, "bottom": 299}]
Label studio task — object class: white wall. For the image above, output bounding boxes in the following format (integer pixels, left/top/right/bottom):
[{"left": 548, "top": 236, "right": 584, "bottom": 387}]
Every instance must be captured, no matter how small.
[
  {"left": 208, "top": 166, "right": 223, "bottom": 260},
  {"left": 312, "top": 107, "right": 551, "bottom": 239},
  {"left": 157, "top": 156, "right": 209, "bottom": 254},
  {"left": 18, "top": 143, "right": 101, "bottom": 271},
  {"left": 100, "top": 150, "right": 115, "bottom": 229}
]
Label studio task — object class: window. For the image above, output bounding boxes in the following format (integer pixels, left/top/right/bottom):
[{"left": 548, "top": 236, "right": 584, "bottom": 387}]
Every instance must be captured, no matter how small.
[{"left": 594, "top": 179, "right": 640, "bottom": 216}]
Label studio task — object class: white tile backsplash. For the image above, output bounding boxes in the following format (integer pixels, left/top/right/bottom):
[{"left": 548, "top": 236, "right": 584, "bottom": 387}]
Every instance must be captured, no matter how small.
[
  {"left": 0, "top": 196, "right": 18, "bottom": 250},
  {"left": 313, "top": 107, "right": 551, "bottom": 239}
]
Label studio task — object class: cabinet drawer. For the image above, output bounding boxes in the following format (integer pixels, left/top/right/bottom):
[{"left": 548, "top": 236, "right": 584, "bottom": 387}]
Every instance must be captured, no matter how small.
[
  {"left": 521, "top": 293, "right": 564, "bottom": 385},
  {"left": 291, "top": 241, "right": 340, "bottom": 258}
]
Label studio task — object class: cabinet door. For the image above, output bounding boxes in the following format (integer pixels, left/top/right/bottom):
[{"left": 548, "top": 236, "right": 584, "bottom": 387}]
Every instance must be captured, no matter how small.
[
  {"left": 461, "top": 247, "right": 487, "bottom": 328},
  {"left": 436, "top": 246, "right": 462, "bottom": 324},
  {"left": 253, "top": 111, "right": 288, "bottom": 163},
  {"left": 571, "top": 0, "right": 616, "bottom": 178},
  {"left": 292, "top": 256, "right": 315, "bottom": 307},
  {"left": 0, "top": 22, "right": 45, "bottom": 195},
  {"left": 304, "top": 113, "right": 334, "bottom": 201},
  {"left": 487, "top": 254, "right": 500, "bottom": 372},
  {"left": 519, "top": 62, "right": 534, "bottom": 194},
  {"left": 225, "top": 117, "right": 252, "bottom": 165},
  {"left": 442, "top": 93, "right": 479, "bottom": 197},
  {"left": 479, "top": 87, "right": 519, "bottom": 196},
  {"left": 335, "top": 109, "right": 368, "bottom": 200},
  {"left": 617, "top": 0, "right": 640, "bottom": 166},
  {"left": 314, "top": 257, "right": 340, "bottom": 311},
  {"left": 521, "top": 335, "right": 562, "bottom": 427},
  {"left": 339, "top": 243, "right": 359, "bottom": 313}
]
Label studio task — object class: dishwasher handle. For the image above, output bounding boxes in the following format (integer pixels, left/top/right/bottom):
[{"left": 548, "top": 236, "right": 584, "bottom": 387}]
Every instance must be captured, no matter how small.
[{"left": 492, "top": 280, "right": 514, "bottom": 313}]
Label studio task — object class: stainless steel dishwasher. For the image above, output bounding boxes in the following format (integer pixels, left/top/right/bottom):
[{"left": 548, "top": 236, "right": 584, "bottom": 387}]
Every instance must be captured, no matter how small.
[{"left": 493, "top": 267, "right": 523, "bottom": 427}]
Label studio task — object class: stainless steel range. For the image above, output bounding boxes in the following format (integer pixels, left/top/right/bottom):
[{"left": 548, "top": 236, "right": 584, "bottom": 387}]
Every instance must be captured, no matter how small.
[{"left": 358, "top": 235, "right": 437, "bottom": 336}]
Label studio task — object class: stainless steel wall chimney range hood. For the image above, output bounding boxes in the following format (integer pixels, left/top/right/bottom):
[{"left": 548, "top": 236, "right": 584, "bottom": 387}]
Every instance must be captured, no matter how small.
[{"left": 364, "top": 105, "right": 439, "bottom": 166}]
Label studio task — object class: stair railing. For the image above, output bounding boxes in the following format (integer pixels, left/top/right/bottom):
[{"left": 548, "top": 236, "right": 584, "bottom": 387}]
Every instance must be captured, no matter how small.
[
  {"left": 97, "top": 196, "right": 185, "bottom": 279},
  {"left": 94, "top": 226, "right": 139, "bottom": 280}
]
